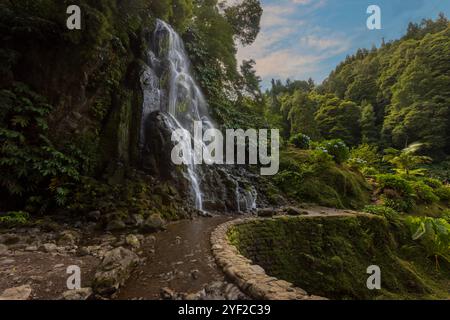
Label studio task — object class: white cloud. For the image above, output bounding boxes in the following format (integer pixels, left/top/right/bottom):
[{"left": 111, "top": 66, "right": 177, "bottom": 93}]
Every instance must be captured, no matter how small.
[
  {"left": 300, "top": 35, "right": 351, "bottom": 53},
  {"left": 236, "top": 0, "right": 350, "bottom": 84},
  {"left": 254, "top": 49, "right": 320, "bottom": 79}
]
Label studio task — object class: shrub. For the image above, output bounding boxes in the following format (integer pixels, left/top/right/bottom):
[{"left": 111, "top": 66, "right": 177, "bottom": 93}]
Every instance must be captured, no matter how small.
[
  {"left": 363, "top": 205, "right": 399, "bottom": 220},
  {"left": 442, "top": 210, "right": 450, "bottom": 223},
  {"left": 349, "top": 144, "right": 381, "bottom": 169},
  {"left": 376, "top": 174, "right": 414, "bottom": 196},
  {"left": 422, "top": 178, "right": 444, "bottom": 189},
  {"left": 376, "top": 174, "right": 416, "bottom": 212},
  {"left": 411, "top": 181, "right": 440, "bottom": 204},
  {"left": 316, "top": 139, "right": 350, "bottom": 164},
  {"left": 360, "top": 166, "right": 379, "bottom": 177},
  {"left": 435, "top": 186, "right": 450, "bottom": 201},
  {"left": 0, "top": 83, "right": 85, "bottom": 211},
  {"left": 289, "top": 133, "right": 311, "bottom": 149},
  {"left": 275, "top": 149, "right": 370, "bottom": 209},
  {"left": 0, "top": 211, "right": 30, "bottom": 227}
]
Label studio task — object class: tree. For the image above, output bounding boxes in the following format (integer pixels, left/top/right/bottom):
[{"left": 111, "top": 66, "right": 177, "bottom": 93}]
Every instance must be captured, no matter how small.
[
  {"left": 281, "top": 91, "right": 320, "bottom": 139},
  {"left": 223, "top": 0, "right": 263, "bottom": 46},
  {"left": 240, "top": 59, "right": 262, "bottom": 103},
  {"left": 360, "top": 102, "right": 378, "bottom": 144},
  {"left": 314, "top": 95, "right": 361, "bottom": 146}
]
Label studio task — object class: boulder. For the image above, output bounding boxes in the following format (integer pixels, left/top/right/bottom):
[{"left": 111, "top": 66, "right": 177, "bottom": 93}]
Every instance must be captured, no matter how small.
[
  {"left": 125, "top": 235, "right": 140, "bottom": 249},
  {"left": 0, "top": 234, "right": 21, "bottom": 245},
  {"left": 25, "top": 245, "right": 38, "bottom": 252},
  {"left": 93, "top": 247, "right": 139, "bottom": 295},
  {"left": 39, "top": 243, "right": 58, "bottom": 253},
  {"left": 0, "top": 244, "right": 8, "bottom": 255},
  {"left": 141, "top": 214, "right": 166, "bottom": 233},
  {"left": 106, "top": 219, "right": 126, "bottom": 232},
  {"left": 57, "top": 230, "right": 79, "bottom": 246},
  {"left": 86, "top": 211, "right": 101, "bottom": 222},
  {"left": 160, "top": 287, "right": 175, "bottom": 300},
  {"left": 61, "top": 288, "right": 93, "bottom": 300},
  {"left": 283, "top": 207, "right": 309, "bottom": 216},
  {"left": 257, "top": 208, "right": 277, "bottom": 218},
  {"left": 130, "top": 214, "right": 144, "bottom": 227},
  {"left": 0, "top": 285, "right": 32, "bottom": 300}
]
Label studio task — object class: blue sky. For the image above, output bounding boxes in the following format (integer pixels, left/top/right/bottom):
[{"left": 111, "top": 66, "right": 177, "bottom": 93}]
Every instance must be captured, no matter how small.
[{"left": 235, "top": 0, "right": 450, "bottom": 89}]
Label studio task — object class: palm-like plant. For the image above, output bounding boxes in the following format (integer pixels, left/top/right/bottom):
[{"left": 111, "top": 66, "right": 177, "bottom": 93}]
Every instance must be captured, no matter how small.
[
  {"left": 407, "top": 217, "right": 450, "bottom": 269},
  {"left": 383, "top": 143, "right": 432, "bottom": 176}
]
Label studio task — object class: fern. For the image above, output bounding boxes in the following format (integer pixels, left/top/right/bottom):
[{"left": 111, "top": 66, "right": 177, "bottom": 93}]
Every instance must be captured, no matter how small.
[{"left": 406, "top": 217, "right": 450, "bottom": 268}]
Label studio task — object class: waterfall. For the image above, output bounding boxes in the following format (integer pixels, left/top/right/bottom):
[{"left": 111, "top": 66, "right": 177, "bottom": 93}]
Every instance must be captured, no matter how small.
[
  {"left": 140, "top": 19, "right": 257, "bottom": 213},
  {"left": 140, "top": 19, "right": 214, "bottom": 212}
]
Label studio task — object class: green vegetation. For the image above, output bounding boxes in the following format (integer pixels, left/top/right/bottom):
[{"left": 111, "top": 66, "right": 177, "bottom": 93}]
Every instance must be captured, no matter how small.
[
  {"left": 228, "top": 215, "right": 450, "bottom": 300},
  {"left": 0, "top": 0, "right": 264, "bottom": 217},
  {"left": 274, "top": 147, "right": 370, "bottom": 209},
  {"left": 406, "top": 216, "right": 450, "bottom": 267},
  {"left": 0, "top": 211, "right": 30, "bottom": 227},
  {"left": 0, "top": 83, "right": 87, "bottom": 211}
]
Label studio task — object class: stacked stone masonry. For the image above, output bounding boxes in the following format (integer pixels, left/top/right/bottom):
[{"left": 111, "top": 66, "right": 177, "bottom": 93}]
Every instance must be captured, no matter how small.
[{"left": 210, "top": 218, "right": 327, "bottom": 300}]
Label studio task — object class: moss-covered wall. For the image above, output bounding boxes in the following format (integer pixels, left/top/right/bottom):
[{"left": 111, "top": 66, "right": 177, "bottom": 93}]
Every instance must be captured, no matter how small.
[
  {"left": 0, "top": 1, "right": 152, "bottom": 178},
  {"left": 228, "top": 215, "right": 450, "bottom": 300}
]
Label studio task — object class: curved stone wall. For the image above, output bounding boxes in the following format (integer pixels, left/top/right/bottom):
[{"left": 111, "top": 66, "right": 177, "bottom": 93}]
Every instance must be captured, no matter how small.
[{"left": 210, "top": 218, "right": 326, "bottom": 300}]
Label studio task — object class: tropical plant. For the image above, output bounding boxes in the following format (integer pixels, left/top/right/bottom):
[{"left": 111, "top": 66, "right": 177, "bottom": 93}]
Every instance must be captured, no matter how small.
[
  {"left": 406, "top": 217, "right": 450, "bottom": 268},
  {"left": 383, "top": 143, "right": 432, "bottom": 176}
]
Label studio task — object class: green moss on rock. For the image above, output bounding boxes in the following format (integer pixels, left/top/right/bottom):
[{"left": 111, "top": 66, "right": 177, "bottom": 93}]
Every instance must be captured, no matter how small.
[{"left": 228, "top": 215, "right": 450, "bottom": 300}]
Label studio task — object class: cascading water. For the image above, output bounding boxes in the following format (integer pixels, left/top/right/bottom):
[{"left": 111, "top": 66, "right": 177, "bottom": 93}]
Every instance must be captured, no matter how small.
[{"left": 140, "top": 19, "right": 257, "bottom": 213}]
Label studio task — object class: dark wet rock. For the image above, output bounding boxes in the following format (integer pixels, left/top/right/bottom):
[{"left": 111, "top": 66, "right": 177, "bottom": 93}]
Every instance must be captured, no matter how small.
[
  {"left": 257, "top": 208, "right": 277, "bottom": 217},
  {"left": 160, "top": 287, "right": 175, "bottom": 300},
  {"left": 141, "top": 112, "right": 184, "bottom": 182},
  {"left": 7, "top": 243, "right": 27, "bottom": 251},
  {"left": 78, "top": 246, "right": 91, "bottom": 256},
  {"left": 283, "top": 206, "right": 309, "bottom": 216},
  {"left": 87, "top": 211, "right": 101, "bottom": 222},
  {"left": 61, "top": 288, "right": 93, "bottom": 300},
  {"left": 190, "top": 269, "right": 200, "bottom": 280},
  {"left": 146, "top": 235, "right": 157, "bottom": 244},
  {"left": 0, "top": 234, "right": 21, "bottom": 245},
  {"left": 129, "top": 214, "right": 144, "bottom": 227},
  {"left": 57, "top": 231, "right": 79, "bottom": 246},
  {"left": 141, "top": 214, "right": 166, "bottom": 233},
  {"left": 39, "top": 243, "right": 58, "bottom": 253},
  {"left": 106, "top": 219, "right": 126, "bottom": 232},
  {"left": 93, "top": 247, "right": 139, "bottom": 295}
]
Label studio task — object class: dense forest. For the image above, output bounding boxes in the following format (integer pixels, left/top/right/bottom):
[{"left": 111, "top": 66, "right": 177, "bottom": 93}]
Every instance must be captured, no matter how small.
[{"left": 0, "top": 0, "right": 449, "bottom": 300}]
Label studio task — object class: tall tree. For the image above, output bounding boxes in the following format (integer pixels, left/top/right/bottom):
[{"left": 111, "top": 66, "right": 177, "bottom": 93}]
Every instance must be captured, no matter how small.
[{"left": 223, "top": 0, "right": 263, "bottom": 46}]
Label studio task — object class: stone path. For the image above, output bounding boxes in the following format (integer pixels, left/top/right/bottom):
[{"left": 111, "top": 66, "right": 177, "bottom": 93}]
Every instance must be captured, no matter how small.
[{"left": 117, "top": 216, "right": 247, "bottom": 300}]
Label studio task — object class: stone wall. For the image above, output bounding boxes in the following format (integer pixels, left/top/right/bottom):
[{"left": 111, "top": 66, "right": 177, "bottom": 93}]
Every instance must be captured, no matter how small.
[
  {"left": 211, "top": 214, "right": 442, "bottom": 300},
  {"left": 210, "top": 218, "right": 326, "bottom": 300}
]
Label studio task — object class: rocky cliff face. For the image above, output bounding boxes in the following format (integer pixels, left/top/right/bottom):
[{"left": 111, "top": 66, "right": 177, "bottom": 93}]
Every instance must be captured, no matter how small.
[
  {"left": 137, "top": 20, "right": 262, "bottom": 213},
  {"left": 0, "top": 3, "right": 280, "bottom": 216}
]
